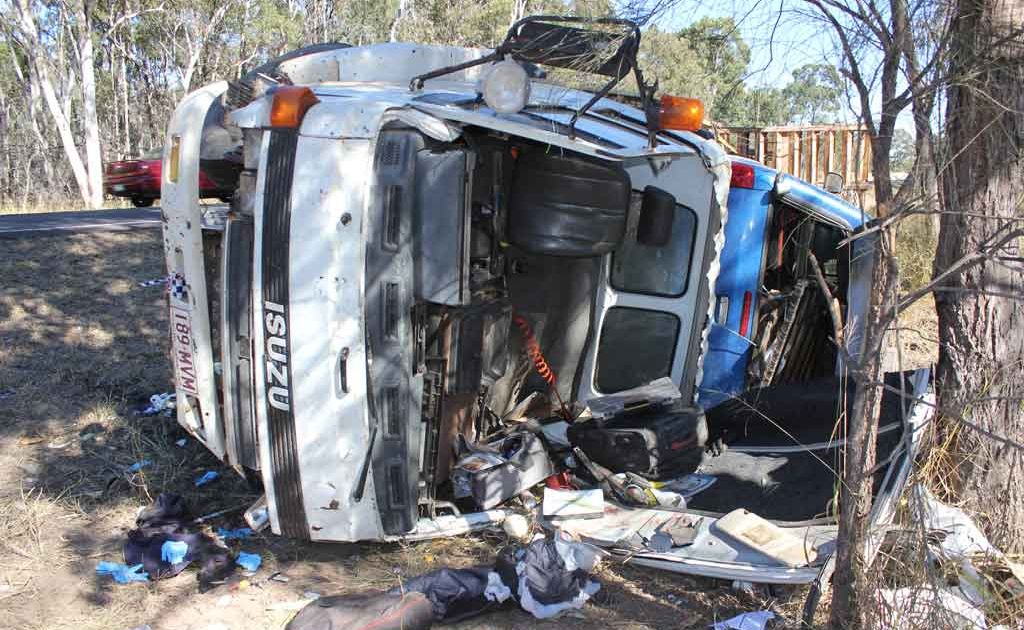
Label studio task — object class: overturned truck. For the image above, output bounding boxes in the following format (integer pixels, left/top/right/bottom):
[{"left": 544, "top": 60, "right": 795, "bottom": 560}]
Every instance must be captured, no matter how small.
[{"left": 161, "top": 16, "right": 931, "bottom": 584}]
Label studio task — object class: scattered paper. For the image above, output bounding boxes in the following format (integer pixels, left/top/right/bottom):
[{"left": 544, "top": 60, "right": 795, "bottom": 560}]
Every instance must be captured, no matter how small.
[
  {"left": 712, "top": 610, "right": 775, "bottom": 630},
  {"left": 542, "top": 488, "right": 604, "bottom": 521}
]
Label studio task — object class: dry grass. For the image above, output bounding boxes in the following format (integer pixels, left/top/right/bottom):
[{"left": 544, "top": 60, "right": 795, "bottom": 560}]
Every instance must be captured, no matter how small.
[
  {"left": 0, "top": 197, "right": 224, "bottom": 215},
  {"left": 887, "top": 213, "right": 941, "bottom": 370},
  {"left": 0, "top": 199, "right": 142, "bottom": 215},
  {"left": 866, "top": 427, "right": 1024, "bottom": 630},
  {"left": 894, "top": 213, "right": 938, "bottom": 295}
]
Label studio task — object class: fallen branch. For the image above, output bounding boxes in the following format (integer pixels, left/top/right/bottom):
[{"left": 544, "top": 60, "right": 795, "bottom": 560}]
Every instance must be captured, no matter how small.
[{"left": 808, "top": 251, "right": 844, "bottom": 349}]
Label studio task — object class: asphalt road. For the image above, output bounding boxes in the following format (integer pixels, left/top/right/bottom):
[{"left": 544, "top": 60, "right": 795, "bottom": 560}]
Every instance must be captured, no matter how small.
[{"left": 0, "top": 208, "right": 162, "bottom": 238}]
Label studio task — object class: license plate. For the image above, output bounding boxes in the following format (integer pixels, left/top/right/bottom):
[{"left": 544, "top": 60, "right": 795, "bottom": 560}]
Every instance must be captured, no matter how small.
[
  {"left": 170, "top": 306, "right": 199, "bottom": 396},
  {"left": 113, "top": 184, "right": 126, "bottom": 192}
]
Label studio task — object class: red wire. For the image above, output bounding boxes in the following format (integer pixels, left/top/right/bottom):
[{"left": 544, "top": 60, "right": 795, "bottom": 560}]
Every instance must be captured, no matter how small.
[
  {"left": 513, "top": 315, "right": 556, "bottom": 385},
  {"left": 512, "top": 314, "right": 571, "bottom": 420}
]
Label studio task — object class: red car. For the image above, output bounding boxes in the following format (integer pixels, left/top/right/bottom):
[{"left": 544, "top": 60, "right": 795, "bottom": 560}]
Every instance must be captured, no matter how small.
[{"left": 104, "top": 149, "right": 231, "bottom": 207}]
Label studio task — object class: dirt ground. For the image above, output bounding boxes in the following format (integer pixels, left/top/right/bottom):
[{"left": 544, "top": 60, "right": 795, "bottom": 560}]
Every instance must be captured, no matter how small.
[{"left": 0, "top": 230, "right": 840, "bottom": 630}]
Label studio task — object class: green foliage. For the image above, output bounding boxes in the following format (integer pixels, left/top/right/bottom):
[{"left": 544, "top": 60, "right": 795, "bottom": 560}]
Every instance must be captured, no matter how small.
[
  {"left": 677, "top": 17, "right": 750, "bottom": 122},
  {"left": 334, "top": 0, "right": 396, "bottom": 45},
  {"left": 727, "top": 86, "right": 791, "bottom": 127},
  {"left": 890, "top": 129, "right": 916, "bottom": 172},
  {"left": 637, "top": 26, "right": 705, "bottom": 98},
  {"left": 395, "top": 0, "right": 512, "bottom": 47},
  {"left": 636, "top": 20, "right": 843, "bottom": 127},
  {"left": 781, "top": 63, "right": 844, "bottom": 124}
]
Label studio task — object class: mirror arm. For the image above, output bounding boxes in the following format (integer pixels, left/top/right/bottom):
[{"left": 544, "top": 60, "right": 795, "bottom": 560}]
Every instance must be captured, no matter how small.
[{"left": 409, "top": 50, "right": 502, "bottom": 91}]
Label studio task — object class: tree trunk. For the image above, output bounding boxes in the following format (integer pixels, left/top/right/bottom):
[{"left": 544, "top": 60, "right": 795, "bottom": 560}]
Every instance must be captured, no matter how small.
[
  {"left": 934, "top": 0, "right": 1024, "bottom": 553},
  {"left": 391, "top": 0, "right": 412, "bottom": 42},
  {"left": 829, "top": 238, "right": 897, "bottom": 628},
  {"left": 13, "top": 0, "right": 93, "bottom": 206},
  {"left": 77, "top": 0, "right": 104, "bottom": 207},
  {"left": 12, "top": 0, "right": 93, "bottom": 204}
]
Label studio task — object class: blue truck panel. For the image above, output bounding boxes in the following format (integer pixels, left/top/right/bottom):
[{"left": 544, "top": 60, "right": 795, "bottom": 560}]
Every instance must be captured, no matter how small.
[
  {"left": 697, "top": 159, "right": 869, "bottom": 409},
  {"left": 698, "top": 183, "right": 772, "bottom": 408}
]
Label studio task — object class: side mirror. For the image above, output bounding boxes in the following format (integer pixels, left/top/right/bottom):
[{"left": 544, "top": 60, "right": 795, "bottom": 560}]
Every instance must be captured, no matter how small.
[
  {"left": 824, "top": 172, "right": 844, "bottom": 194},
  {"left": 637, "top": 186, "right": 675, "bottom": 247}
]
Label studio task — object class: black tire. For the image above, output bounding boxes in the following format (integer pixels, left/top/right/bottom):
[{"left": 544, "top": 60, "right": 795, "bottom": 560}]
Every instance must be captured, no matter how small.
[{"left": 132, "top": 197, "right": 155, "bottom": 208}]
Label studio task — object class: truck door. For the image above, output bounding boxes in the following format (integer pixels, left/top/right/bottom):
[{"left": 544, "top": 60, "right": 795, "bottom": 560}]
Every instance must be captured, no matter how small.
[{"left": 576, "top": 153, "right": 724, "bottom": 403}]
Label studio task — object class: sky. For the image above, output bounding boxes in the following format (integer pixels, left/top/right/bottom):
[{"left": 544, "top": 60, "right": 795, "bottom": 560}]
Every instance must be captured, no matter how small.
[
  {"left": 653, "top": 0, "right": 835, "bottom": 84},
  {"left": 646, "top": 0, "right": 917, "bottom": 131}
]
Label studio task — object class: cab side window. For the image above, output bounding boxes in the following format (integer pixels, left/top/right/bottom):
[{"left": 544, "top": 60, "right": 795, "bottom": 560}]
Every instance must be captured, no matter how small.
[
  {"left": 611, "top": 202, "right": 697, "bottom": 297},
  {"left": 595, "top": 307, "right": 680, "bottom": 393}
]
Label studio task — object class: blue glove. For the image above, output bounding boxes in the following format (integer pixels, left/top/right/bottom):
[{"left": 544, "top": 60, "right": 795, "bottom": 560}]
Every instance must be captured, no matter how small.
[
  {"left": 160, "top": 540, "right": 189, "bottom": 565},
  {"left": 236, "top": 551, "right": 262, "bottom": 572},
  {"left": 217, "top": 527, "right": 253, "bottom": 541},
  {"left": 96, "top": 561, "right": 149, "bottom": 584},
  {"left": 125, "top": 459, "right": 152, "bottom": 473},
  {"left": 195, "top": 471, "right": 219, "bottom": 486}
]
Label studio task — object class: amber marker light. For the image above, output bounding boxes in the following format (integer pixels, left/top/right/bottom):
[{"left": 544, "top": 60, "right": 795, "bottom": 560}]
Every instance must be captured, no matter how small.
[
  {"left": 168, "top": 136, "right": 180, "bottom": 183},
  {"left": 658, "top": 95, "right": 704, "bottom": 132},
  {"left": 269, "top": 86, "right": 320, "bottom": 128}
]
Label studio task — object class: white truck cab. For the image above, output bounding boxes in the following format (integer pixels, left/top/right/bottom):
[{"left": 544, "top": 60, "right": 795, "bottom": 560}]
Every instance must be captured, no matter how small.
[{"left": 161, "top": 18, "right": 731, "bottom": 542}]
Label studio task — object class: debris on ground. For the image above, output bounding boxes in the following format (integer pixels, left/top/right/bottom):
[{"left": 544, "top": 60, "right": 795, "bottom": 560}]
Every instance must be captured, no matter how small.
[
  {"left": 715, "top": 509, "right": 817, "bottom": 568},
  {"left": 452, "top": 431, "right": 554, "bottom": 510},
  {"left": 514, "top": 532, "right": 602, "bottom": 619},
  {"left": 502, "top": 513, "right": 530, "bottom": 541},
  {"left": 137, "top": 275, "right": 170, "bottom": 288},
  {"left": 244, "top": 496, "right": 270, "bottom": 532},
  {"left": 875, "top": 587, "right": 987, "bottom": 630},
  {"left": 139, "top": 392, "right": 176, "bottom": 417},
  {"left": 125, "top": 459, "right": 152, "bottom": 474},
  {"left": 711, "top": 610, "right": 775, "bottom": 630},
  {"left": 195, "top": 470, "right": 220, "bottom": 487},
  {"left": 542, "top": 487, "right": 604, "bottom": 521},
  {"left": 286, "top": 592, "right": 434, "bottom": 630},
  {"left": 286, "top": 531, "right": 601, "bottom": 628},
  {"left": 871, "top": 485, "right": 1024, "bottom": 630},
  {"left": 96, "top": 561, "right": 149, "bottom": 584},
  {"left": 235, "top": 551, "right": 261, "bottom": 572},
  {"left": 160, "top": 540, "right": 189, "bottom": 565},
  {"left": 217, "top": 527, "right": 254, "bottom": 541},
  {"left": 123, "top": 493, "right": 235, "bottom": 586}
]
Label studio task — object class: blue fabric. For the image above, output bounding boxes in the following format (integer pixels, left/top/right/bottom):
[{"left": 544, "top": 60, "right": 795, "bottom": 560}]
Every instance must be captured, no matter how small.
[
  {"left": 126, "top": 459, "right": 152, "bottom": 473},
  {"left": 236, "top": 551, "right": 261, "bottom": 572},
  {"left": 195, "top": 471, "right": 220, "bottom": 486},
  {"left": 160, "top": 539, "right": 189, "bottom": 565},
  {"left": 96, "top": 561, "right": 149, "bottom": 584},
  {"left": 217, "top": 527, "right": 254, "bottom": 541}
]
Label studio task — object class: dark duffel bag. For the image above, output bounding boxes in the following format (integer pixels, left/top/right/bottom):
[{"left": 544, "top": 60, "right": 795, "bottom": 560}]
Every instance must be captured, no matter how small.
[{"left": 568, "top": 404, "right": 707, "bottom": 480}]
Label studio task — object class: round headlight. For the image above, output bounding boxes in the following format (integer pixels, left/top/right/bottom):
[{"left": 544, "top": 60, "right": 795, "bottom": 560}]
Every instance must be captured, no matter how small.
[{"left": 480, "top": 60, "right": 531, "bottom": 114}]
